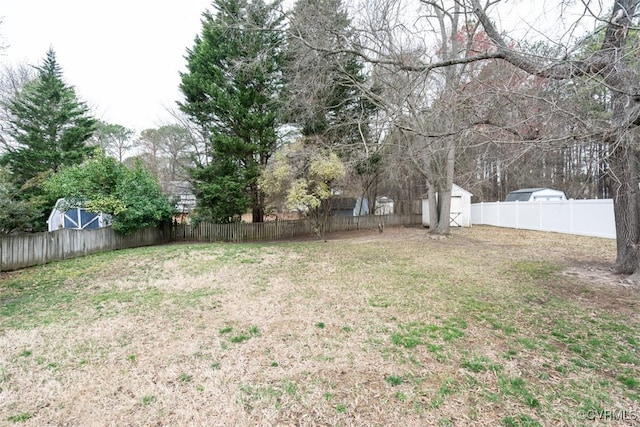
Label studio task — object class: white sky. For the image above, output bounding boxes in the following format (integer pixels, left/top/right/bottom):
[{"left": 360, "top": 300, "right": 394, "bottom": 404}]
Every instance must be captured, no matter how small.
[
  {"left": 0, "top": 1, "right": 598, "bottom": 134},
  {"left": 1, "top": 1, "right": 213, "bottom": 132}
]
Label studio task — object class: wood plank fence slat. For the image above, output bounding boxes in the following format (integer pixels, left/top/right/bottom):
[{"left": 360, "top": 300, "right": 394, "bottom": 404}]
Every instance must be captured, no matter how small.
[{"left": 0, "top": 214, "right": 421, "bottom": 272}]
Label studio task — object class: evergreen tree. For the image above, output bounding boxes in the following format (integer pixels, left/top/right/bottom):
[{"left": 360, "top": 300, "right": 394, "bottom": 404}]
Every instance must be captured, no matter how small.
[
  {"left": 2, "top": 49, "right": 96, "bottom": 187},
  {"left": 179, "top": 0, "right": 284, "bottom": 223},
  {"left": 0, "top": 49, "right": 97, "bottom": 230},
  {"left": 0, "top": 166, "right": 40, "bottom": 234}
]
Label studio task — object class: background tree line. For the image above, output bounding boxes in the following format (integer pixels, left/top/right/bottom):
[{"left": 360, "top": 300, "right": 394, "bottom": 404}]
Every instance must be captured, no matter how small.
[{"left": 2, "top": 1, "right": 639, "bottom": 277}]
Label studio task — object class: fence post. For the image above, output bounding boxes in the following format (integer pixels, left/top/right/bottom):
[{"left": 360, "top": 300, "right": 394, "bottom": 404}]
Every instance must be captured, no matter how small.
[
  {"left": 496, "top": 201, "right": 500, "bottom": 226},
  {"left": 515, "top": 201, "right": 519, "bottom": 229}
]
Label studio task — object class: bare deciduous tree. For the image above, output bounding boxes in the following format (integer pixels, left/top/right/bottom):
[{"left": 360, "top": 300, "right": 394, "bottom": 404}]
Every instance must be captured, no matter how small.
[
  {"left": 353, "top": 0, "right": 499, "bottom": 234},
  {"left": 471, "top": 0, "right": 640, "bottom": 280},
  {"left": 136, "top": 125, "right": 193, "bottom": 194},
  {"left": 285, "top": 0, "right": 383, "bottom": 213},
  {"left": 90, "top": 121, "right": 134, "bottom": 162},
  {"left": 166, "top": 107, "right": 211, "bottom": 167},
  {"left": 0, "top": 62, "right": 34, "bottom": 152},
  {"left": 294, "top": 0, "right": 640, "bottom": 279}
]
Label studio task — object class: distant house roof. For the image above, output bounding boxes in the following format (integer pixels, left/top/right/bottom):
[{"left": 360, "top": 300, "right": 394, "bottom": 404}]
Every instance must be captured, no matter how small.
[
  {"left": 175, "top": 194, "right": 196, "bottom": 213},
  {"left": 167, "top": 181, "right": 196, "bottom": 213},
  {"left": 505, "top": 190, "right": 537, "bottom": 202}
]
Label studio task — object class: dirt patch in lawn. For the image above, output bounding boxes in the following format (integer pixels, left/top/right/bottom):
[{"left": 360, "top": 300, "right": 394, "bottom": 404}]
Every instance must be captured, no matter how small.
[{"left": 561, "top": 265, "right": 640, "bottom": 316}]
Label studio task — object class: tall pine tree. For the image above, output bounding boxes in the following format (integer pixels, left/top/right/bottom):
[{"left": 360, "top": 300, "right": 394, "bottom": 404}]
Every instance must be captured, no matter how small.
[
  {"left": 1, "top": 49, "right": 96, "bottom": 230},
  {"left": 179, "top": 0, "right": 284, "bottom": 223}
]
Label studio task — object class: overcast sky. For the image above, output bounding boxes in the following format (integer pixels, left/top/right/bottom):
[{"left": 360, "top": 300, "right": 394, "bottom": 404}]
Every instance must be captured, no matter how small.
[
  {"left": 1, "top": 1, "right": 212, "bottom": 132},
  {"left": 1, "top": 1, "right": 596, "bottom": 134}
]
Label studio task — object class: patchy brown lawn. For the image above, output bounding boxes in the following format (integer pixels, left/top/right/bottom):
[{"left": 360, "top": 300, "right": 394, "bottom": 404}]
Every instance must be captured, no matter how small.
[{"left": 0, "top": 226, "right": 639, "bottom": 426}]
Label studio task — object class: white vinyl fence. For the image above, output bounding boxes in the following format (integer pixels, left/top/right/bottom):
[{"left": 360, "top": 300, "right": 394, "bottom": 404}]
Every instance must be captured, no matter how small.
[{"left": 471, "top": 199, "right": 615, "bottom": 239}]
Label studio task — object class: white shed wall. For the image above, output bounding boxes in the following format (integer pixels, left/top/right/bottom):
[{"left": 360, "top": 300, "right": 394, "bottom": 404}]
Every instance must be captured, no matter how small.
[
  {"left": 47, "top": 209, "right": 65, "bottom": 231},
  {"left": 530, "top": 189, "right": 567, "bottom": 201},
  {"left": 421, "top": 185, "right": 472, "bottom": 228}
]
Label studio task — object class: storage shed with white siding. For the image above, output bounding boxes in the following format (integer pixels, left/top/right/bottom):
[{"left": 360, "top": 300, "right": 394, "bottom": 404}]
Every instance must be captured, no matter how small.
[
  {"left": 47, "top": 199, "right": 112, "bottom": 232},
  {"left": 422, "top": 184, "right": 472, "bottom": 228}
]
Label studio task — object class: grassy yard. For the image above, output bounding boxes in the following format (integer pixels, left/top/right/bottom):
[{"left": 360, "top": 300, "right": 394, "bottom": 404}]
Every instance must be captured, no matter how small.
[{"left": 0, "top": 226, "right": 638, "bottom": 426}]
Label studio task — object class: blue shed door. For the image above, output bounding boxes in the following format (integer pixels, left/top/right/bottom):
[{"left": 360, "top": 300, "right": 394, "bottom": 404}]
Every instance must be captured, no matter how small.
[{"left": 64, "top": 208, "right": 100, "bottom": 229}]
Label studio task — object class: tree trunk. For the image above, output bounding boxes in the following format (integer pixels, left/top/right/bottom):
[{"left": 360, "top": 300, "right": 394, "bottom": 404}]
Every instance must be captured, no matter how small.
[
  {"left": 321, "top": 197, "right": 332, "bottom": 241},
  {"left": 432, "top": 140, "right": 455, "bottom": 235},
  {"left": 251, "top": 204, "right": 263, "bottom": 223},
  {"left": 427, "top": 182, "right": 438, "bottom": 230},
  {"left": 607, "top": 67, "right": 640, "bottom": 279},
  {"left": 610, "top": 136, "right": 640, "bottom": 276},
  {"left": 433, "top": 184, "right": 452, "bottom": 235},
  {"left": 251, "top": 183, "right": 264, "bottom": 223},
  {"left": 471, "top": 0, "right": 640, "bottom": 279}
]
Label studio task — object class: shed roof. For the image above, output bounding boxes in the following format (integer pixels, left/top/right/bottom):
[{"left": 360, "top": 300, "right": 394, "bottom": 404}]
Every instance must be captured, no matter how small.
[
  {"left": 508, "top": 187, "right": 547, "bottom": 194},
  {"left": 505, "top": 187, "right": 566, "bottom": 202},
  {"left": 420, "top": 184, "right": 472, "bottom": 199}
]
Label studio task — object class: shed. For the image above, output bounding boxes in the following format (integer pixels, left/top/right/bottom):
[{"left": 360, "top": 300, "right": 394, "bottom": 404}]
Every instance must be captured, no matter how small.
[
  {"left": 330, "top": 196, "right": 395, "bottom": 216},
  {"left": 505, "top": 188, "right": 567, "bottom": 202},
  {"left": 421, "top": 184, "right": 473, "bottom": 228},
  {"left": 331, "top": 197, "right": 358, "bottom": 216},
  {"left": 374, "top": 196, "right": 394, "bottom": 215},
  {"left": 47, "top": 199, "right": 112, "bottom": 232},
  {"left": 353, "top": 197, "right": 369, "bottom": 216}
]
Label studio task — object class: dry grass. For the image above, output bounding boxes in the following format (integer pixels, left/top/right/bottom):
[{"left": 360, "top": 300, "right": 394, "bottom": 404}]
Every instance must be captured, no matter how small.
[{"left": 0, "top": 226, "right": 639, "bottom": 426}]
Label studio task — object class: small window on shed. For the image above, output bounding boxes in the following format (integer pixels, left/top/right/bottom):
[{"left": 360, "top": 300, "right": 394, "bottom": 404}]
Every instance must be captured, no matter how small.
[{"left": 505, "top": 192, "right": 532, "bottom": 202}]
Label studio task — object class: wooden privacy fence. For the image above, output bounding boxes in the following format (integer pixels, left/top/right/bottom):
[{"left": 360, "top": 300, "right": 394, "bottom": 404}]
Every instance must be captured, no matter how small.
[
  {"left": 0, "top": 214, "right": 421, "bottom": 272},
  {"left": 171, "top": 214, "right": 422, "bottom": 243},
  {"left": 0, "top": 224, "right": 171, "bottom": 273}
]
